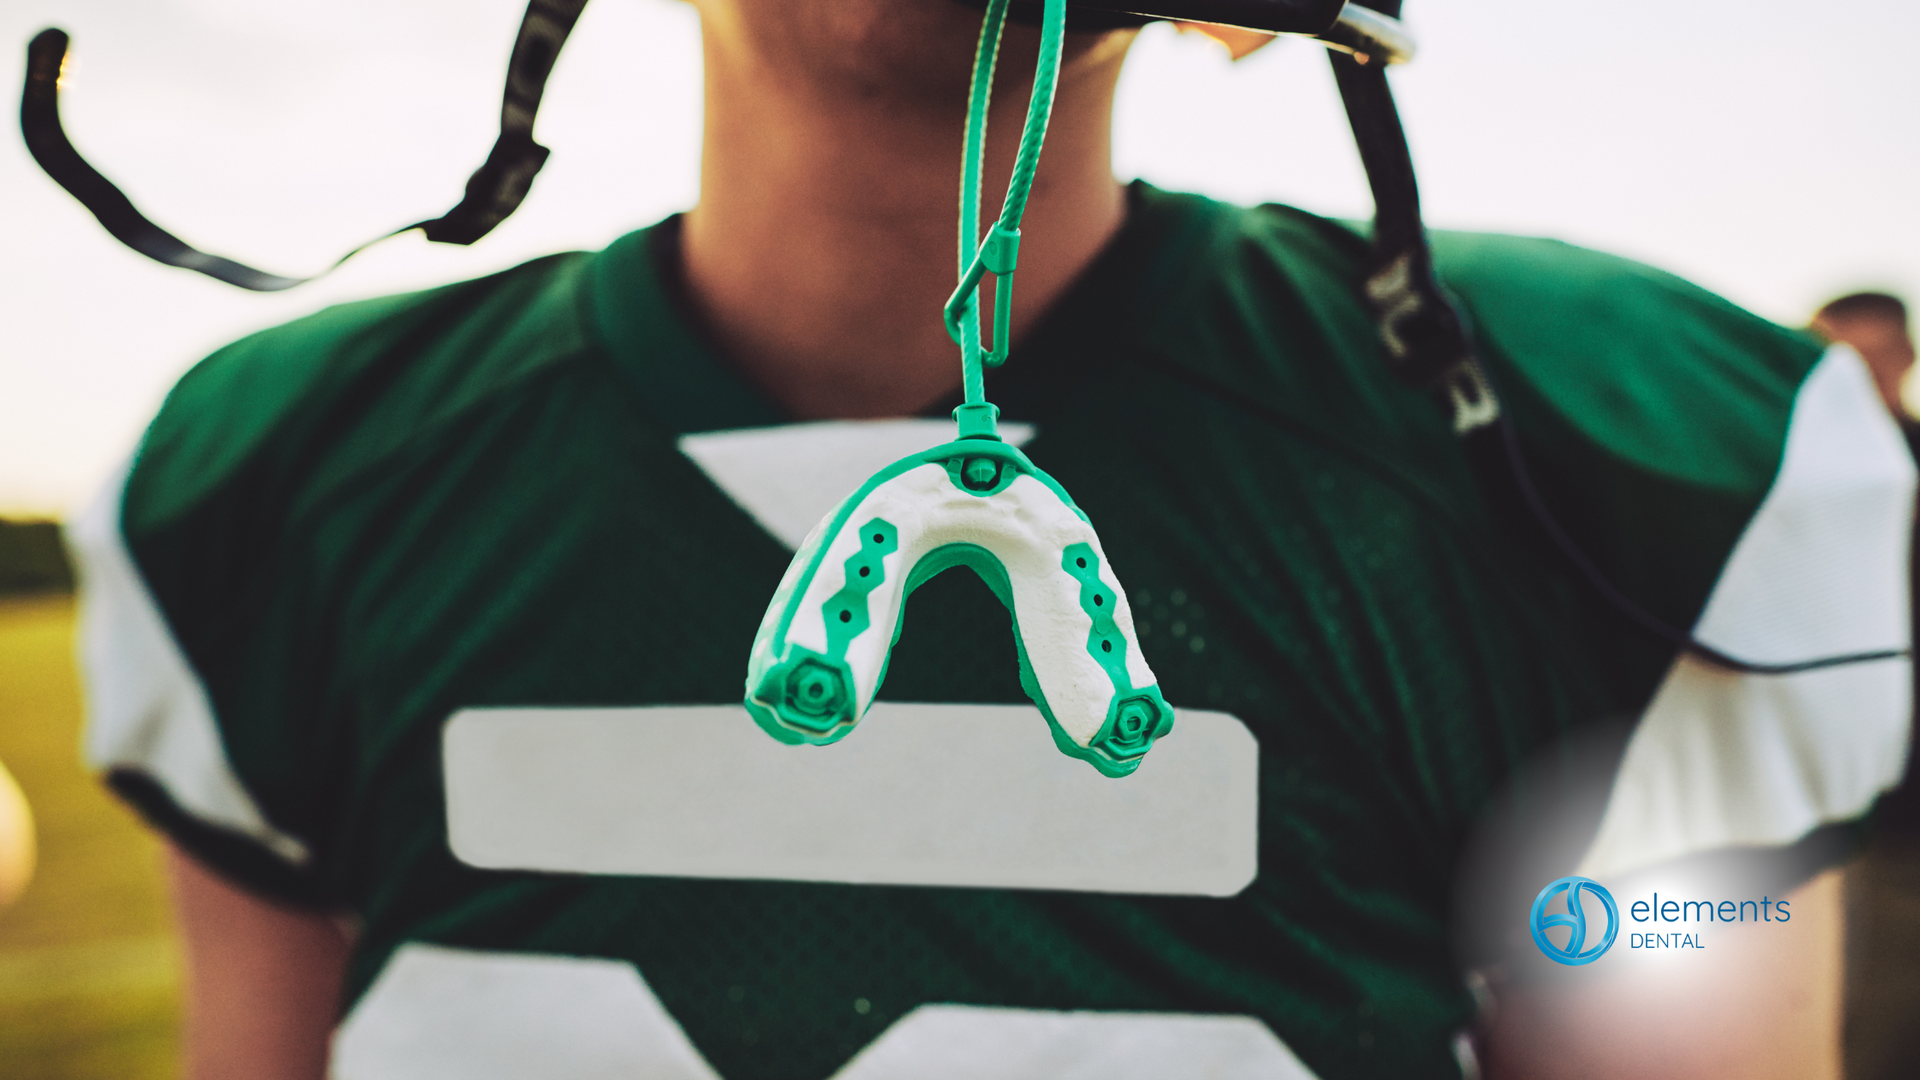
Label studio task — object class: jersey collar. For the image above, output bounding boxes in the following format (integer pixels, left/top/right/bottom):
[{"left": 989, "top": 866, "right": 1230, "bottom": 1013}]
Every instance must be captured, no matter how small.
[
  {"left": 586, "top": 214, "right": 788, "bottom": 435},
  {"left": 588, "top": 184, "right": 1226, "bottom": 435}
]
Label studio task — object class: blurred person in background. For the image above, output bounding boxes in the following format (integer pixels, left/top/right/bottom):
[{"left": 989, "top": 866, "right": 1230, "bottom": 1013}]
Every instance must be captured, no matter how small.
[
  {"left": 1811, "top": 290, "right": 1918, "bottom": 829},
  {"left": 49, "top": 2, "right": 1915, "bottom": 1079},
  {"left": 1813, "top": 291, "right": 1920, "bottom": 1080},
  {"left": 1814, "top": 292, "right": 1916, "bottom": 434}
]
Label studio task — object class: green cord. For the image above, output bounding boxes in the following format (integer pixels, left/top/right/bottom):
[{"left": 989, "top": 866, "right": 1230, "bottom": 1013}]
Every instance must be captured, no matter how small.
[
  {"left": 945, "top": 0, "right": 1067, "bottom": 433},
  {"left": 954, "top": 0, "right": 1006, "bottom": 396}
]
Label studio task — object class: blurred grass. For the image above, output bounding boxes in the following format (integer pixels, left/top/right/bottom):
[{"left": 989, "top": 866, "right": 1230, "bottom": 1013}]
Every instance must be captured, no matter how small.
[{"left": 0, "top": 594, "right": 180, "bottom": 1080}]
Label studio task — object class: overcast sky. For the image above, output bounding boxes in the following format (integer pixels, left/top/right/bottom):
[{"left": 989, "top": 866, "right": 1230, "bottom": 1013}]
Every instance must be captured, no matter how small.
[{"left": 3, "top": 0, "right": 1916, "bottom": 514}]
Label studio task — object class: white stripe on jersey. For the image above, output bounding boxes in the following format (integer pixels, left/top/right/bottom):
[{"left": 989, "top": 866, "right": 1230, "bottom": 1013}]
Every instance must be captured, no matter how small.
[
  {"left": 835, "top": 1004, "right": 1321, "bottom": 1080},
  {"left": 333, "top": 943, "right": 1326, "bottom": 1080},
  {"left": 332, "top": 944, "right": 719, "bottom": 1080},
  {"left": 442, "top": 703, "right": 1258, "bottom": 896}
]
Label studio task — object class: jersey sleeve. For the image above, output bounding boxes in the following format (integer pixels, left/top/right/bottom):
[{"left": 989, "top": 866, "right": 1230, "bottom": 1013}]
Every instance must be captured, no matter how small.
[
  {"left": 1575, "top": 343, "right": 1915, "bottom": 879},
  {"left": 1428, "top": 232, "right": 1915, "bottom": 878},
  {"left": 68, "top": 284, "right": 464, "bottom": 907},
  {"left": 71, "top": 456, "right": 317, "bottom": 898},
  {"left": 70, "top": 255, "right": 596, "bottom": 908}
]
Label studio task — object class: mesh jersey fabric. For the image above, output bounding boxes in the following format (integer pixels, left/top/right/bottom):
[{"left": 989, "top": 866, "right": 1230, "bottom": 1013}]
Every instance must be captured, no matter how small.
[{"left": 99, "top": 182, "right": 1823, "bottom": 1080}]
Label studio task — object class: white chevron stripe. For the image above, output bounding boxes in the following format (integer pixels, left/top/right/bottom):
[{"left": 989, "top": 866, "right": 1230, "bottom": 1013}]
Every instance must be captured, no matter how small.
[
  {"left": 333, "top": 945, "right": 1326, "bottom": 1080},
  {"left": 678, "top": 419, "right": 1035, "bottom": 551}
]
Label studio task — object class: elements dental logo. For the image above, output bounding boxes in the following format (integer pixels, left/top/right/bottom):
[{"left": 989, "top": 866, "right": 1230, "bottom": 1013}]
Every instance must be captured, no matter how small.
[{"left": 1530, "top": 876, "right": 1619, "bottom": 966}]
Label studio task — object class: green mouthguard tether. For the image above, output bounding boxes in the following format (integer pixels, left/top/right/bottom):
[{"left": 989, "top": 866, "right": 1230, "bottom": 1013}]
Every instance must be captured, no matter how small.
[{"left": 742, "top": 0, "right": 1173, "bottom": 777}]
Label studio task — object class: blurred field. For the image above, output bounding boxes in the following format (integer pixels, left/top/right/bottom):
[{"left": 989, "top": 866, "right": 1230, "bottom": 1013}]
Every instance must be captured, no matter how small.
[{"left": 0, "top": 594, "right": 179, "bottom": 1080}]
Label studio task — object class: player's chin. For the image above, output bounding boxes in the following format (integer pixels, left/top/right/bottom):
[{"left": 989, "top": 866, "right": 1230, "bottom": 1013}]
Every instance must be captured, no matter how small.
[
  {"left": 947, "top": 0, "right": 1156, "bottom": 33},
  {"left": 940, "top": 0, "right": 1152, "bottom": 62},
  {"left": 709, "top": 0, "right": 1140, "bottom": 104},
  {"left": 873, "top": 0, "right": 1144, "bottom": 102}
]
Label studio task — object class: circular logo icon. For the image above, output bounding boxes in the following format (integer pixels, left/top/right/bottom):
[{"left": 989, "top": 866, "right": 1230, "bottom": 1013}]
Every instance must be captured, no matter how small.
[{"left": 1530, "top": 876, "right": 1618, "bottom": 966}]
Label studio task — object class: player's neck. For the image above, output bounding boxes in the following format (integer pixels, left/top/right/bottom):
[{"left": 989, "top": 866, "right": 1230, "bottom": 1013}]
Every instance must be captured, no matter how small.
[{"left": 680, "top": 30, "right": 1133, "bottom": 421}]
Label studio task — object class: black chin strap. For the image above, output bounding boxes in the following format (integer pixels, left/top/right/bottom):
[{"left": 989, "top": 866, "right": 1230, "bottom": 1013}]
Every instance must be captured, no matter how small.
[
  {"left": 1326, "top": 21, "right": 1907, "bottom": 675},
  {"left": 424, "top": 0, "right": 588, "bottom": 245},
  {"left": 21, "top": 0, "right": 1365, "bottom": 292},
  {"left": 1326, "top": 30, "right": 1498, "bottom": 434},
  {"left": 19, "top": 0, "right": 588, "bottom": 291}
]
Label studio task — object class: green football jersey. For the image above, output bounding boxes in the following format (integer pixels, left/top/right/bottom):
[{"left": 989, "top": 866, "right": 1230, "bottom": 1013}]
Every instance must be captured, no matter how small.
[{"left": 71, "top": 183, "right": 1914, "bottom": 1080}]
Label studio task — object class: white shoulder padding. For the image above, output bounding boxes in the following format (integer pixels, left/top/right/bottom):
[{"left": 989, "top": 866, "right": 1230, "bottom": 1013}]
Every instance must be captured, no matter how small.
[{"left": 69, "top": 456, "right": 308, "bottom": 866}]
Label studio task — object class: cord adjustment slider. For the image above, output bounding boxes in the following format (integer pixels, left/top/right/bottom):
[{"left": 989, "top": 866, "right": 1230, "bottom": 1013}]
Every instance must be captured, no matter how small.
[{"left": 980, "top": 224, "right": 1021, "bottom": 276}]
